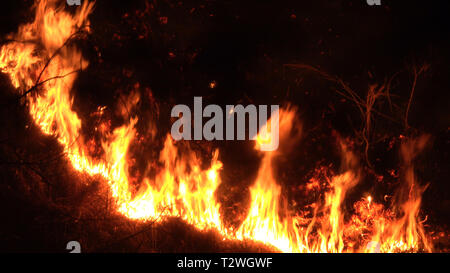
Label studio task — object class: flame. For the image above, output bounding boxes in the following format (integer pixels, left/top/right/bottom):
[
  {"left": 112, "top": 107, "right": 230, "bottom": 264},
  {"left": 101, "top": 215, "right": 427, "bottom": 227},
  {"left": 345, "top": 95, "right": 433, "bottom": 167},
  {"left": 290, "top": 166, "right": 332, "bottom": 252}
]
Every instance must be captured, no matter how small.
[{"left": 0, "top": 0, "right": 434, "bottom": 252}]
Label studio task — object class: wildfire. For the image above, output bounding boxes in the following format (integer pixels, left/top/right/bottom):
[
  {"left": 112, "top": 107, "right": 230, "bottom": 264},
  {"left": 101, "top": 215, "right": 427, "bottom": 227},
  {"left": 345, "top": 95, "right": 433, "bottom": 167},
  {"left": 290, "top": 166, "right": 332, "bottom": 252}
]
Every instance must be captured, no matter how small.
[{"left": 0, "top": 0, "right": 433, "bottom": 252}]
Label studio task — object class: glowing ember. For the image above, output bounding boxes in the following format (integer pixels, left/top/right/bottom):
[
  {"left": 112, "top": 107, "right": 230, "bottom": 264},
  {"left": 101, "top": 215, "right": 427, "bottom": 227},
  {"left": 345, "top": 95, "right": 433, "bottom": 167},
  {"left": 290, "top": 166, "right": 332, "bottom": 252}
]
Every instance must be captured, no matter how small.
[{"left": 0, "top": 0, "right": 434, "bottom": 252}]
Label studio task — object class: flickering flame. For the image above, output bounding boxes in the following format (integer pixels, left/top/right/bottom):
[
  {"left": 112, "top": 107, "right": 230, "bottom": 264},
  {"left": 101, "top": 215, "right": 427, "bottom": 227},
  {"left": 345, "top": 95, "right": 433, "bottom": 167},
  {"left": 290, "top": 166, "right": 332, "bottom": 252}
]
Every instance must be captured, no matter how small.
[{"left": 0, "top": 0, "right": 433, "bottom": 252}]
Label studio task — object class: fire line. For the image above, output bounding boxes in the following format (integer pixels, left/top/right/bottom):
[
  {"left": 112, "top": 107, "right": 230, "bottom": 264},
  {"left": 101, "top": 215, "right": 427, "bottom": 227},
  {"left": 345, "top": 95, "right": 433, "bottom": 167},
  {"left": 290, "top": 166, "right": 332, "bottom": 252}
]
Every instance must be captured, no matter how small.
[{"left": 0, "top": 0, "right": 434, "bottom": 253}]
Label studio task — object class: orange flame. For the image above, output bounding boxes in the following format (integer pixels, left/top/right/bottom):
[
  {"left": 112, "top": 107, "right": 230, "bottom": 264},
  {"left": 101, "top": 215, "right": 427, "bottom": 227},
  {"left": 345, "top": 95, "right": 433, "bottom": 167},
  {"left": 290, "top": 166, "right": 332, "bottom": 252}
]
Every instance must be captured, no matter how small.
[{"left": 0, "top": 0, "right": 433, "bottom": 252}]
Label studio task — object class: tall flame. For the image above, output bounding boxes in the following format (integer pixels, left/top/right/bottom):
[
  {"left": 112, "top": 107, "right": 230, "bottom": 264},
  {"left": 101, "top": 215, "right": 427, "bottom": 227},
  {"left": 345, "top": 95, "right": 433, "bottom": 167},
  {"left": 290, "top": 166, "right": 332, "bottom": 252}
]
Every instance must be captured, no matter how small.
[{"left": 0, "top": 0, "right": 433, "bottom": 252}]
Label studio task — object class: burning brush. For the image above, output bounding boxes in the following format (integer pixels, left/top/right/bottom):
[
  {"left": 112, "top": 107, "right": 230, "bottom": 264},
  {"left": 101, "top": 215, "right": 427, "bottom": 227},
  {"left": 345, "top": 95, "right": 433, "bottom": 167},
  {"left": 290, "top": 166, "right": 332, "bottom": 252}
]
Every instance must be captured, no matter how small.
[{"left": 0, "top": 0, "right": 448, "bottom": 253}]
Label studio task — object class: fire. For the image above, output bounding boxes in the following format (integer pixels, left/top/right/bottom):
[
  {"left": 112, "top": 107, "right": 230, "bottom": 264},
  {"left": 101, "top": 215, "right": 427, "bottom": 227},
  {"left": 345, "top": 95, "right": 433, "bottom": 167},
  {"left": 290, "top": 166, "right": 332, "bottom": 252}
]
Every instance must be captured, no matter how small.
[{"left": 0, "top": 0, "right": 434, "bottom": 252}]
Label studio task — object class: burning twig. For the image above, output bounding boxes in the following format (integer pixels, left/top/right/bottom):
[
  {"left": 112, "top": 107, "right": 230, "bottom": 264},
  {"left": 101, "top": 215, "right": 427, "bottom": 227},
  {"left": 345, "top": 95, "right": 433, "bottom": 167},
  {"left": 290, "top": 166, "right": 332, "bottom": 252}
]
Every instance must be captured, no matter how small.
[
  {"left": 33, "top": 26, "right": 90, "bottom": 89},
  {"left": 18, "top": 69, "right": 82, "bottom": 100},
  {"left": 20, "top": 26, "right": 90, "bottom": 100}
]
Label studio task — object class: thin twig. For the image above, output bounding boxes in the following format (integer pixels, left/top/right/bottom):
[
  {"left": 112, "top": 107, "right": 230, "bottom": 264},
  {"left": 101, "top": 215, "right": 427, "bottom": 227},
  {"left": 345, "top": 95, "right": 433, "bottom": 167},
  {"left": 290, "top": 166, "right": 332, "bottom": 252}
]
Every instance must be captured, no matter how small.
[{"left": 404, "top": 64, "right": 428, "bottom": 129}]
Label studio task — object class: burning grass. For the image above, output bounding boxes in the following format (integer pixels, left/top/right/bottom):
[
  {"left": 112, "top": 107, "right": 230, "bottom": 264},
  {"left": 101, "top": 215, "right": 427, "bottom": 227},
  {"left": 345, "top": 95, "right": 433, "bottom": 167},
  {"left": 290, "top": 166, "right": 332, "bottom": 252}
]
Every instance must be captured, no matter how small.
[{"left": 0, "top": 0, "right": 448, "bottom": 252}]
